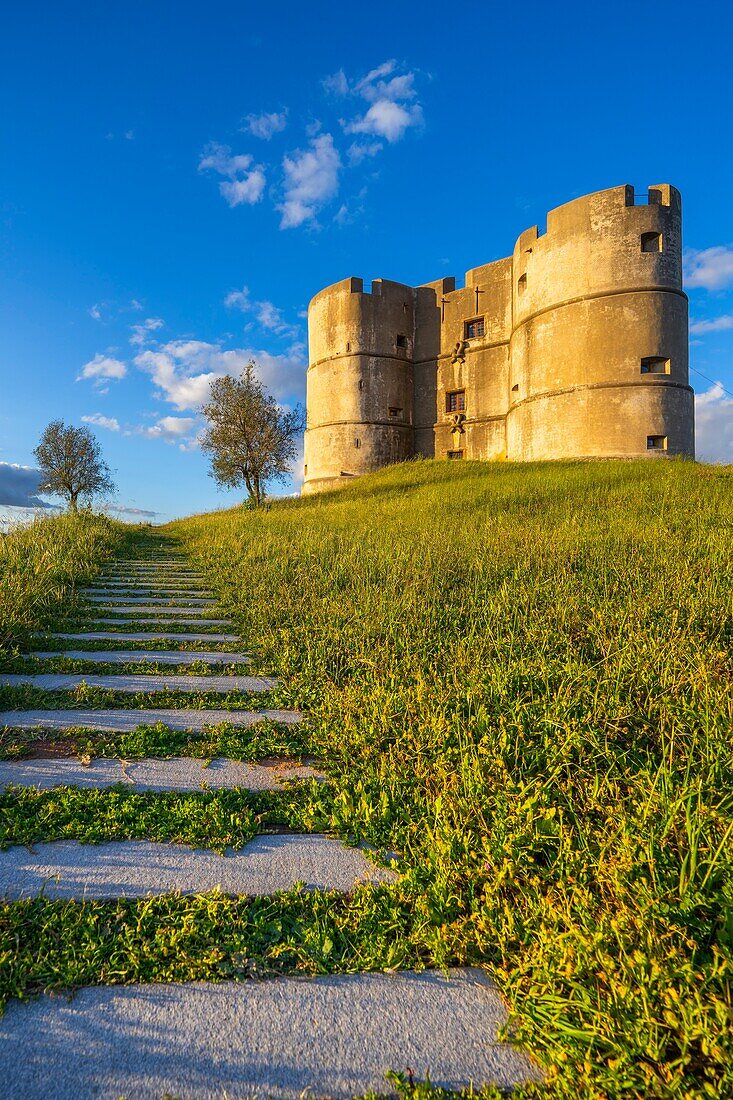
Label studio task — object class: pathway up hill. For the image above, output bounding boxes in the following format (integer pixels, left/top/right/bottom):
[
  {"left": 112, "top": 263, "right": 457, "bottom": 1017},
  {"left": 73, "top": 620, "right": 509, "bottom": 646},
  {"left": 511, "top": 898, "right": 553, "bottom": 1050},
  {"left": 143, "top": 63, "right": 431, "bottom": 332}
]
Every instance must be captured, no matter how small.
[{"left": 0, "top": 531, "right": 539, "bottom": 1098}]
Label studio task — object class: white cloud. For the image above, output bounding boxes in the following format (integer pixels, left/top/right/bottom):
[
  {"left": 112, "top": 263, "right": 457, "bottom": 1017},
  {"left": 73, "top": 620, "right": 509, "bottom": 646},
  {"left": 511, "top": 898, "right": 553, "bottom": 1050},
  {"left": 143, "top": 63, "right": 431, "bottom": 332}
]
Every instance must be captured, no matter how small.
[
  {"left": 279, "top": 133, "right": 341, "bottom": 228},
  {"left": 130, "top": 317, "right": 164, "bottom": 346},
  {"left": 198, "top": 143, "right": 266, "bottom": 207},
  {"left": 322, "top": 69, "right": 350, "bottom": 97},
  {"left": 130, "top": 299, "right": 144, "bottom": 311},
  {"left": 224, "top": 286, "right": 300, "bottom": 338},
  {"left": 684, "top": 246, "right": 733, "bottom": 291},
  {"left": 81, "top": 414, "right": 120, "bottom": 431},
  {"left": 338, "top": 60, "right": 423, "bottom": 144},
  {"left": 347, "top": 141, "right": 383, "bottom": 165},
  {"left": 690, "top": 315, "right": 733, "bottom": 335},
  {"left": 243, "top": 111, "right": 287, "bottom": 140},
  {"left": 135, "top": 339, "right": 306, "bottom": 411},
  {"left": 77, "top": 354, "right": 127, "bottom": 387},
  {"left": 124, "top": 130, "right": 135, "bottom": 140},
  {"left": 89, "top": 304, "right": 103, "bottom": 321},
  {"left": 345, "top": 99, "right": 422, "bottom": 143},
  {"left": 0, "top": 463, "right": 50, "bottom": 508},
  {"left": 695, "top": 383, "right": 733, "bottom": 463},
  {"left": 132, "top": 415, "right": 199, "bottom": 445}
]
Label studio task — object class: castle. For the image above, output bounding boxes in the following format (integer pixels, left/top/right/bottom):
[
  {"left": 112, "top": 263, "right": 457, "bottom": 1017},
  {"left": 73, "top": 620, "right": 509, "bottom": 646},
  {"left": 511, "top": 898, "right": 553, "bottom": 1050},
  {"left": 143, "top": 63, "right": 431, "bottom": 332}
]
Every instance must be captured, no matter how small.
[{"left": 302, "top": 184, "right": 695, "bottom": 494}]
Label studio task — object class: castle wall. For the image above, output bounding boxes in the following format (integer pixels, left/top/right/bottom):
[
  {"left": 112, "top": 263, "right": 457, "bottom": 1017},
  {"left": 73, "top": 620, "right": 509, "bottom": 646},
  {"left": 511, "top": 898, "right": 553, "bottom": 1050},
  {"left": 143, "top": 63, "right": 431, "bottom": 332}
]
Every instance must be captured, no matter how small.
[
  {"left": 303, "top": 278, "right": 415, "bottom": 493},
  {"left": 302, "top": 184, "right": 694, "bottom": 495},
  {"left": 506, "top": 184, "right": 693, "bottom": 460}
]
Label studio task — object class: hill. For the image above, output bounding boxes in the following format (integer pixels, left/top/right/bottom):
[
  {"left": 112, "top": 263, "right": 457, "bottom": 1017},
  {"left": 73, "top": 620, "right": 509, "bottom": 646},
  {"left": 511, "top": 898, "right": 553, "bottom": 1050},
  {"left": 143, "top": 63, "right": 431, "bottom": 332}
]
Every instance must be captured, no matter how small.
[{"left": 165, "top": 458, "right": 733, "bottom": 1098}]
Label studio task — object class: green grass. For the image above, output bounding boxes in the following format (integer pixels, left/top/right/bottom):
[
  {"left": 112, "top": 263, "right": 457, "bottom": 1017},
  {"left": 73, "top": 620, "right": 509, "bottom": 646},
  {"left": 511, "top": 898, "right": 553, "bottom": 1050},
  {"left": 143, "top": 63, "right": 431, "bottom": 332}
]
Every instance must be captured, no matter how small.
[
  {"left": 159, "top": 458, "right": 732, "bottom": 1099},
  {"left": 0, "top": 656, "right": 254, "bottom": 675},
  {"left": 2, "top": 459, "right": 732, "bottom": 1097},
  {"left": 0, "top": 781, "right": 333, "bottom": 851},
  {"left": 0, "top": 683, "right": 281, "bottom": 711},
  {"left": 0, "top": 513, "right": 131, "bottom": 656},
  {"left": 0, "top": 717, "right": 308, "bottom": 762}
]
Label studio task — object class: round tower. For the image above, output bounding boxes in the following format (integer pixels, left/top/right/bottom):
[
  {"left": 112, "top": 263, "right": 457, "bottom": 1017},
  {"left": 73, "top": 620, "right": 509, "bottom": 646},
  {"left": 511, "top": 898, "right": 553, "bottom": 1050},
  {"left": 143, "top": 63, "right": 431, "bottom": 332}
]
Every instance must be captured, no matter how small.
[
  {"left": 302, "top": 277, "right": 415, "bottom": 495},
  {"left": 506, "top": 183, "right": 694, "bottom": 462}
]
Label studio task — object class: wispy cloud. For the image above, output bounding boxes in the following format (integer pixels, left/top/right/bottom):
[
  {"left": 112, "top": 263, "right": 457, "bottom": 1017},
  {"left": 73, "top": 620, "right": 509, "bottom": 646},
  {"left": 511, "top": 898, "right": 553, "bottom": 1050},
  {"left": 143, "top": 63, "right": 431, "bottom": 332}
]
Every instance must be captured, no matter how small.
[
  {"left": 243, "top": 110, "right": 287, "bottom": 140},
  {"left": 104, "top": 503, "right": 160, "bottom": 518},
  {"left": 279, "top": 133, "right": 341, "bottom": 228},
  {"left": 130, "top": 317, "right": 164, "bottom": 346},
  {"left": 76, "top": 354, "right": 127, "bottom": 387},
  {"left": 684, "top": 246, "right": 733, "bottom": 291},
  {"left": 695, "top": 383, "right": 733, "bottom": 463},
  {"left": 198, "top": 143, "right": 266, "bottom": 207},
  {"left": 89, "top": 304, "right": 103, "bottom": 321},
  {"left": 690, "top": 315, "right": 733, "bottom": 335},
  {"left": 131, "top": 415, "right": 199, "bottom": 447},
  {"left": 202, "top": 59, "right": 424, "bottom": 229},
  {"left": 224, "top": 286, "right": 300, "bottom": 338},
  {"left": 0, "top": 463, "right": 51, "bottom": 508},
  {"left": 335, "top": 59, "right": 423, "bottom": 144},
  {"left": 135, "top": 339, "right": 305, "bottom": 411},
  {"left": 81, "top": 413, "right": 120, "bottom": 432}
]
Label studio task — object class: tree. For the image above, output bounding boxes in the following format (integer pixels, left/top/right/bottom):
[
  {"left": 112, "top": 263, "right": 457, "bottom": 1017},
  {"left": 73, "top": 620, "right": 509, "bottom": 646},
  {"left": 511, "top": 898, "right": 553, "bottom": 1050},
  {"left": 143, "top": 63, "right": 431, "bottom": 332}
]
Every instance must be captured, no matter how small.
[
  {"left": 34, "top": 419, "right": 115, "bottom": 513},
  {"left": 201, "top": 361, "right": 305, "bottom": 507}
]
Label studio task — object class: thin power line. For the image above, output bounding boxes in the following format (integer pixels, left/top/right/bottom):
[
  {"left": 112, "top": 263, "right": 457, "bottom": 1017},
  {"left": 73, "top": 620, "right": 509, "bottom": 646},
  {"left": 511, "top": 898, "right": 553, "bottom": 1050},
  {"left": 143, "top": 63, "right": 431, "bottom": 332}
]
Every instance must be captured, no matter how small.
[{"left": 689, "top": 364, "right": 733, "bottom": 401}]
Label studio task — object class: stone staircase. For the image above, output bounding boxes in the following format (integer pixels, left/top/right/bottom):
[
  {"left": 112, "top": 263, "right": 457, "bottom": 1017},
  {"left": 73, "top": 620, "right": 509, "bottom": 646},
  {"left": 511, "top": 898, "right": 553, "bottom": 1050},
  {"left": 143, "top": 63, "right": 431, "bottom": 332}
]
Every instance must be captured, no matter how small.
[{"left": 0, "top": 550, "right": 539, "bottom": 1098}]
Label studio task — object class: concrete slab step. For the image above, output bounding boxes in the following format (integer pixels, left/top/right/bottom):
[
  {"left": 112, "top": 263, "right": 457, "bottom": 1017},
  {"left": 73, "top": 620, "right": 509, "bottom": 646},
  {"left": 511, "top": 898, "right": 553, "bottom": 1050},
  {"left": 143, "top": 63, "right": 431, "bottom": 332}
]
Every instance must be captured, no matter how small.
[
  {"left": 29, "top": 650, "right": 251, "bottom": 665},
  {"left": 84, "top": 594, "right": 214, "bottom": 602},
  {"left": 90, "top": 605, "right": 223, "bottom": 616},
  {"left": 0, "top": 673, "right": 275, "bottom": 692},
  {"left": 86, "top": 595, "right": 216, "bottom": 605},
  {"left": 101, "top": 580, "right": 206, "bottom": 588},
  {"left": 43, "top": 631, "right": 240, "bottom": 643},
  {"left": 0, "top": 970, "right": 539, "bottom": 1098},
  {"left": 0, "top": 756, "right": 321, "bottom": 792},
  {"left": 0, "top": 835, "right": 394, "bottom": 899},
  {"left": 0, "top": 707, "right": 299, "bottom": 731},
  {"left": 91, "top": 617, "right": 233, "bottom": 627}
]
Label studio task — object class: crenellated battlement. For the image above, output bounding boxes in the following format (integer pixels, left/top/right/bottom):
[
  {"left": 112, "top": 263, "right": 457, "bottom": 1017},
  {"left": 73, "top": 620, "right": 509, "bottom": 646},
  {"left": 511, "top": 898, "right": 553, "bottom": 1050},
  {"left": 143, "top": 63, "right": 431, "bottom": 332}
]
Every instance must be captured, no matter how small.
[{"left": 302, "top": 183, "right": 694, "bottom": 494}]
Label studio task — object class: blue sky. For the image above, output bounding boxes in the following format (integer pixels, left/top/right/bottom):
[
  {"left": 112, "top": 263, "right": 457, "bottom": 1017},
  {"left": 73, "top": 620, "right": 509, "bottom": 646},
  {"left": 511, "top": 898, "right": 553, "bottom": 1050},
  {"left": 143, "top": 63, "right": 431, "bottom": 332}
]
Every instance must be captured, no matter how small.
[{"left": 2, "top": 1, "right": 733, "bottom": 523}]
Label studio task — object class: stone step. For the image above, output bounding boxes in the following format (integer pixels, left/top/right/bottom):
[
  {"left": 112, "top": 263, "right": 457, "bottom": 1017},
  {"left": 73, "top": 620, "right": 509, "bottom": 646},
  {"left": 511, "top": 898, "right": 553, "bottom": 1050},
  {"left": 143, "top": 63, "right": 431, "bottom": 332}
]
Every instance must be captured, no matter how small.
[
  {"left": 0, "top": 970, "right": 539, "bottom": 1098},
  {"left": 91, "top": 617, "right": 233, "bottom": 627},
  {"left": 86, "top": 595, "right": 216, "bottom": 605},
  {"left": 91, "top": 577, "right": 206, "bottom": 584},
  {"left": 113, "top": 561, "right": 192, "bottom": 567},
  {"left": 0, "top": 835, "right": 394, "bottom": 899},
  {"left": 88, "top": 605, "right": 223, "bottom": 616},
  {"left": 29, "top": 650, "right": 251, "bottom": 665},
  {"left": 83, "top": 588, "right": 213, "bottom": 597},
  {"left": 0, "top": 707, "right": 299, "bottom": 731},
  {"left": 44, "top": 631, "right": 240, "bottom": 643},
  {"left": 0, "top": 673, "right": 276, "bottom": 692},
  {"left": 0, "top": 756, "right": 320, "bottom": 792}
]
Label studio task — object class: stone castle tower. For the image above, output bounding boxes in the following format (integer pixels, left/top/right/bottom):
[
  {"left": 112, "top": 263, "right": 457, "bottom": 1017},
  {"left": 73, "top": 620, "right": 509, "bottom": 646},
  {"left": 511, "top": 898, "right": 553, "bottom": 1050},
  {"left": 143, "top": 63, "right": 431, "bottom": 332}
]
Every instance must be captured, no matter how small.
[{"left": 302, "top": 183, "right": 695, "bottom": 495}]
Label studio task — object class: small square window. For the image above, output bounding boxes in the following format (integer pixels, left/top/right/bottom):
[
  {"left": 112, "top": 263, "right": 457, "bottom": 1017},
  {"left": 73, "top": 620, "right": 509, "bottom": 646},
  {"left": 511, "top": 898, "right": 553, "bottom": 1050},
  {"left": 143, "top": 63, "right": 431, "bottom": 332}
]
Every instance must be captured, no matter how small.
[
  {"left": 647, "top": 435, "right": 668, "bottom": 450},
  {"left": 464, "top": 317, "right": 485, "bottom": 339},
  {"left": 446, "top": 390, "right": 466, "bottom": 413},
  {"left": 447, "top": 450, "right": 464, "bottom": 460},
  {"left": 388, "top": 407, "right": 403, "bottom": 419},
  {"left": 641, "top": 357, "right": 670, "bottom": 375},
  {"left": 641, "top": 232, "right": 662, "bottom": 253},
  {"left": 396, "top": 334, "right": 408, "bottom": 349}
]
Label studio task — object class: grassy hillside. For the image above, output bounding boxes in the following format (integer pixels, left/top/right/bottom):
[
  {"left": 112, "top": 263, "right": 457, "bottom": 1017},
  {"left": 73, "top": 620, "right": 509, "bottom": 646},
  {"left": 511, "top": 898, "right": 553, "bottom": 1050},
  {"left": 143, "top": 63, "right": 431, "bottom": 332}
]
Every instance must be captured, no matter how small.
[
  {"left": 0, "top": 512, "right": 130, "bottom": 656},
  {"left": 168, "top": 458, "right": 733, "bottom": 1099}
]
